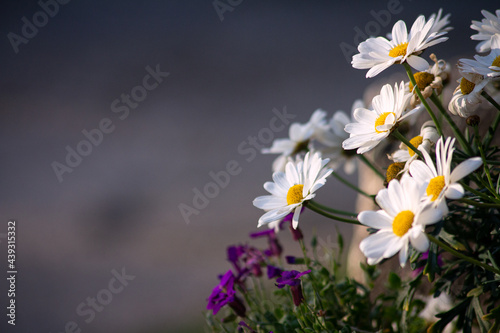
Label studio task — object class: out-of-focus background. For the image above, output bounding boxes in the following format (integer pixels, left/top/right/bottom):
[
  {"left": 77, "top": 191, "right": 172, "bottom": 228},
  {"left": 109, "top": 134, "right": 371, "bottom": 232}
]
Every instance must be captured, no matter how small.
[{"left": 0, "top": 1, "right": 498, "bottom": 332}]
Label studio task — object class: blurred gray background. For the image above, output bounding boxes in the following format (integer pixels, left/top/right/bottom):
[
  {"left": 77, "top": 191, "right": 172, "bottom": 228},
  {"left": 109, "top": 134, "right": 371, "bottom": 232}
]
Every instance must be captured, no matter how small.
[{"left": 0, "top": 1, "right": 498, "bottom": 332}]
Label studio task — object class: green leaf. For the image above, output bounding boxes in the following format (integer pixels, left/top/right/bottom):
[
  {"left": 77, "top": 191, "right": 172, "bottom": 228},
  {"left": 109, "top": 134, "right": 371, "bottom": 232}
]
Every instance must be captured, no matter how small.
[
  {"left": 387, "top": 272, "right": 402, "bottom": 290},
  {"left": 428, "top": 298, "right": 470, "bottom": 333}
]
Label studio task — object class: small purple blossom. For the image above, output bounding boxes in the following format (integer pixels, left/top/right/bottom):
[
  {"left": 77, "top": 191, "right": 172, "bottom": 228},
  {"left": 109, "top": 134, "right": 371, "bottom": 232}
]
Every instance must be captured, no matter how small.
[
  {"left": 207, "top": 270, "right": 236, "bottom": 315},
  {"left": 207, "top": 270, "right": 246, "bottom": 317},
  {"left": 412, "top": 251, "right": 444, "bottom": 277},
  {"left": 227, "top": 245, "right": 265, "bottom": 280},
  {"left": 286, "top": 256, "right": 297, "bottom": 264},
  {"left": 250, "top": 229, "right": 283, "bottom": 257},
  {"left": 267, "top": 265, "right": 283, "bottom": 279},
  {"left": 276, "top": 270, "right": 311, "bottom": 306}
]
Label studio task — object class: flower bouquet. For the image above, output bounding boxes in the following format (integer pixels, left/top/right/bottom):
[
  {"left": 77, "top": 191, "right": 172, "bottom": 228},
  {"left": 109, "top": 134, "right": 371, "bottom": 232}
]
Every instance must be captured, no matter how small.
[{"left": 205, "top": 8, "right": 500, "bottom": 333}]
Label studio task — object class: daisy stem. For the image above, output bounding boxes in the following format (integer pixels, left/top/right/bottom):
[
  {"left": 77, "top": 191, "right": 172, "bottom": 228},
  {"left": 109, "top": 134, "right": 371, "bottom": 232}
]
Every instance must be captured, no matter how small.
[
  {"left": 359, "top": 155, "right": 385, "bottom": 181},
  {"left": 309, "top": 199, "right": 357, "bottom": 217},
  {"left": 458, "top": 198, "right": 500, "bottom": 209},
  {"left": 391, "top": 129, "right": 424, "bottom": 159},
  {"left": 429, "top": 92, "right": 475, "bottom": 156},
  {"left": 461, "top": 182, "right": 497, "bottom": 203},
  {"left": 481, "top": 90, "right": 500, "bottom": 151},
  {"left": 427, "top": 234, "right": 500, "bottom": 276},
  {"left": 330, "top": 170, "right": 374, "bottom": 199},
  {"left": 403, "top": 63, "right": 443, "bottom": 137},
  {"left": 306, "top": 201, "right": 361, "bottom": 225},
  {"left": 298, "top": 239, "right": 325, "bottom": 311},
  {"left": 472, "top": 125, "right": 497, "bottom": 195}
]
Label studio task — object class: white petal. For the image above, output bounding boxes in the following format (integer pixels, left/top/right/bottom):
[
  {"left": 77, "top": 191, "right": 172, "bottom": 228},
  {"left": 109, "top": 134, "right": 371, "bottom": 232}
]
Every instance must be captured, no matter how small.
[
  {"left": 450, "top": 157, "right": 482, "bottom": 183},
  {"left": 258, "top": 207, "right": 294, "bottom": 226},
  {"left": 358, "top": 210, "right": 393, "bottom": 229},
  {"left": 416, "top": 205, "right": 443, "bottom": 226},
  {"left": 292, "top": 205, "right": 302, "bottom": 229},
  {"left": 445, "top": 183, "right": 464, "bottom": 200},
  {"left": 410, "top": 229, "right": 429, "bottom": 252},
  {"left": 399, "top": 241, "right": 409, "bottom": 267},
  {"left": 407, "top": 55, "right": 430, "bottom": 71},
  {"left": 360, "top": 231, "right": 394, "bottom": 258}
]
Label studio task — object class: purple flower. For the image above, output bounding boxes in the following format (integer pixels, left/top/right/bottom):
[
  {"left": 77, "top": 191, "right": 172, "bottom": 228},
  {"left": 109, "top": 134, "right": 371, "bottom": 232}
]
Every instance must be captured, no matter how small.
[
  {"left": 249, "top": 229, "right": 283, "bottom": 257},
  {"left": 267, "top": 265, "right": 283, "bottom": 279},
  {"left": 207, "top": 270, "right": 246, "bottom": 317},
  {"left": 276, "top": 270, "right": 310, "bottom": 306},
  {"left": 412, "top": 250, "right": 444, "bottom": 277}
]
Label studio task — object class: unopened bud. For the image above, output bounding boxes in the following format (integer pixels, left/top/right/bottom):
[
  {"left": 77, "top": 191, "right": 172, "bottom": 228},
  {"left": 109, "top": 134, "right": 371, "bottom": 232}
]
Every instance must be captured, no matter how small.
[{"left": 466, "top": 115, "right": 480, "bottom": 127}]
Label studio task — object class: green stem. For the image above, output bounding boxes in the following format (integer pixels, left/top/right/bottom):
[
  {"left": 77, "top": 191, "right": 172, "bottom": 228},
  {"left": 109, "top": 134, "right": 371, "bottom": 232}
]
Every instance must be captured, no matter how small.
[
  {"left": 391, "top": 129, "right": 424, "bottom": 159},
  {"left": 309, "top": 199, "right": 357, "bottom": 217},
  {"left": 461, "top": 182, "right": 495, "bottom": 202},
  {"left": 429, "top": 92, "right": 474, "bottom": 156},
  {"left": 299, "top": 239, "right": 325, "bottom": 311},
  {"left": 427, "top": 234, "right": 500, "bottom": 276},
  {"left": 472, "top": 125, "right": 496, "bottom": 192},
  {"left": 306, "top": 201, "right": 361, "bottom": 225},
  {"left": 359, "top": 154, "right": 385, "bottom": 181},
  {"left": 330, "top": 171, "right": 373, "bottom": 199},
  {"left": 403, "top": 63, "right": 443, "bottom": 137},
  {"left": 481, "top": 90, "right": 500, "bottom": 151},
  {"left": 458, "top": 198, "right": 500, "bottom": 209}
]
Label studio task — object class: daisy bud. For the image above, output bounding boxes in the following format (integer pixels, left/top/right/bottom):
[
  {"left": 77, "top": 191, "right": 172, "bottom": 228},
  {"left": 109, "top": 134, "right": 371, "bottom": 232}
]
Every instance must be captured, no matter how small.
[
  {"left": 466, "top": 115, "right": 480, "bottom": 127},
  {"left": 385, "top": 162, "right": 405, "bottom": 186}
]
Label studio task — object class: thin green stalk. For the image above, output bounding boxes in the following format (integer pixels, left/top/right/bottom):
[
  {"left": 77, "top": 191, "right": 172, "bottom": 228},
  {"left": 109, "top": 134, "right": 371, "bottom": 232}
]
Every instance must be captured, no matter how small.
[
  {"left": 472, "top": 125, "right": 496, "bottom": 192},
  {"left": 359, "top": 154, "right": 385, "bottom": 180},
  {"left": 430, "top": 92, "right": 474, "bottom": 156},
  {"left": 331, "top": 170, "right": 373, "bottom": 199},
  {"left": 309, "top": 199, "right": 357, "bottom": 217},
  {"left": 403, "top": 63, "right": 443, "bottom": 137},
  {"left": 299, "top": 239, "right": 324, "bottom": 311},
  {"left": 461, "top": 182, "right": 496, "bottom": 202},
  {"left": 391, "top": 129, "right": 424, "bottom": 159},
  {"left": 458, "top": 198, "right": 500, "bottom": 209},
  {"left": 481, "top": 90, "right": 500, "bottom": 151},
  {"left": 427, "top": 234, "right": 500, "bottom": 276},
  {"left": 306, "top": 201, "right": 361, "bottom": 225}
]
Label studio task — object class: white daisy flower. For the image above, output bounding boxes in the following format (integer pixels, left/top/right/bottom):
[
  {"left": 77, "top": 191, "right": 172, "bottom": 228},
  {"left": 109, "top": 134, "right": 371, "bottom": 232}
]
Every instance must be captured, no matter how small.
[
  {"left": 352, "top": 13, "right": 450, "bottom": 78},
  {"left": 458, "top": 34, "right": 500, "bottom": 80},
  {"left": 389, "top": 121, "right": 439, "bottom": 169},
  {"left": 448, "top": 74, "right": 489, "bottom": 118},
  {"left": 342, "top": 81, "right": 418, "bottom": 154},
  {"left": 359, "top": 174, "right": 443, "bottom": 267},
  {"left": 262, "top": 109, "right": 327, "bottom": 172},
  {"left": 409, "top": 137, "right": 482, "bottom": 214},
  {"left": 315, "top": 100, "right": 364, "bottom": 174},
  {"left": 253, "top": 151, "right": 333, "bottom": 229},
  {"left": 471, "top": 9, "right": 500, "bottom": 53}
]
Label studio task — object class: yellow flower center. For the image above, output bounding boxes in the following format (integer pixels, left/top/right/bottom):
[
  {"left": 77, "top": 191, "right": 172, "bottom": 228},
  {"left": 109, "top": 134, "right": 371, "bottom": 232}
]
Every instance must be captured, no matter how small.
[
  {"left": 389, "top": 42, "right": 409, "bottom": 58},
  {"left": 426, "top": 175, "right": 445, "bottom": 201},
  {"left": 409, "top": 72, "right": 435, "bottom": 92},
  {"left": 460, "top": 77, "right": 475, "bottom": 95},
  {"left": 408, "top": 135, "right": 423, "bottom": 157},
  {"left": 392, "top": 210, "right": 415, "bottom": 237},
  {"left": 286, "top": 184, "right": 304, "bottom": 205},
  {"left": 374, "top": 112, "right": 395, "bottom": 133},
  {"left": 492, "top": 55, "right": 500, "bottom": 70},
  {"left": 386, "top": 162, "right": 405, "bottom": 184}
]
